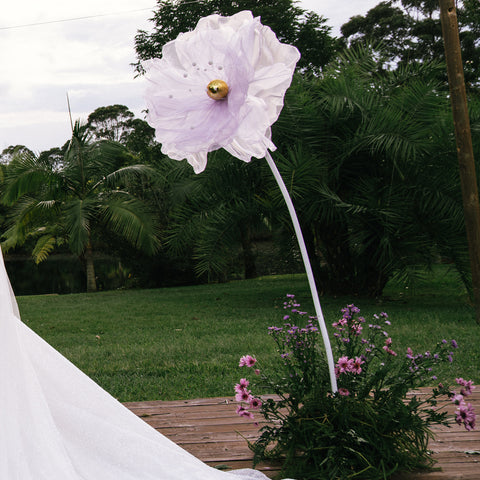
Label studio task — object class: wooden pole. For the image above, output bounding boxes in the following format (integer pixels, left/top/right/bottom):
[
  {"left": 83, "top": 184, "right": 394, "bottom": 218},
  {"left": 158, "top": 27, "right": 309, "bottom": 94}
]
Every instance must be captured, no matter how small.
[{"left": 439, "top": 0, "right": 480, "bottom": 324}]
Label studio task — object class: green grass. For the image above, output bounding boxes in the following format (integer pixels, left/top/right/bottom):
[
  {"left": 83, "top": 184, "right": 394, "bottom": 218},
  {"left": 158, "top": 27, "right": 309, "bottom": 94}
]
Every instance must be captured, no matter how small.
[{"left": 16, "top": 267, "right": 480, "bottom": 402}]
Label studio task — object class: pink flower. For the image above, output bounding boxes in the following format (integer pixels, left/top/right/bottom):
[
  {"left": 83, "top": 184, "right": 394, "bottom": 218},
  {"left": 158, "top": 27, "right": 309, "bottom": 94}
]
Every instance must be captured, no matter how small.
[
  {"left": 456, "top": 378, "right": 475, "bottom": 397},
  {"left": 382, "top": 345, "right": 397, "bottom": 356},
  {"left": 239, "top": 355, "right": 257, "bottom": 367},
  {"left": 351, "top": 323, "right": 363, "bottom": 335},
  {"left": 336, "top": 356, "right": 354, "bottom": 374},
  {"left": 451, "top": 393, "right": 464, "bottom": 405},
  {"left": 351, "top": 357, "right": 364, "bottom": 374},
  {"left": 235, "top": 389, "right": 252, "bottom": 403},
  {"left": 455, "top": 402, "right": 476, "bottom": 431},
  {"left": 236, "top": 405, "right": 254, "bottom": 420},
  {"left": 234, "top": 378, "right": 249, "bottom": 394},
  {"left": 338, "top": 388, "right": 350, "bottom": 396},
  {"left": 249, "top": 397, "right": 262, "bottom": 410}
]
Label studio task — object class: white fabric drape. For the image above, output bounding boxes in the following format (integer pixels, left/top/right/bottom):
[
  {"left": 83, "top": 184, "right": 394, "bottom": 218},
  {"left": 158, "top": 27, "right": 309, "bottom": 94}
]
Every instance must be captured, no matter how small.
[{"left": 0, "top": 249, "right": 282, "bottom": 480}]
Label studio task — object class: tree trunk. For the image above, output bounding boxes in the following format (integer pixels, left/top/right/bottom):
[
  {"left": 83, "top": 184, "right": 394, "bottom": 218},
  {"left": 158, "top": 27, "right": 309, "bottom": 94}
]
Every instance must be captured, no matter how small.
[
  {"left": 85, "top": 244, "right": 97, "bottom": 292},
  {"left": 440, "top": 0, "right": 480, "bottom": 324},
  {"left": 240, "top": 226, "right": 257, "bottom": 279}
]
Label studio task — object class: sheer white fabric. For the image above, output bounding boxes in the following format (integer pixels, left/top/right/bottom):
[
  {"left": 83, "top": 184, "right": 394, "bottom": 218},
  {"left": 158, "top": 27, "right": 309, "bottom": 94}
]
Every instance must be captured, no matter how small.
[
  {"left": 144, "top": 11, "right": 300, "bottom": 174},
  {"left": 0, "top": 249, "right": 288, "bottom": 480}
]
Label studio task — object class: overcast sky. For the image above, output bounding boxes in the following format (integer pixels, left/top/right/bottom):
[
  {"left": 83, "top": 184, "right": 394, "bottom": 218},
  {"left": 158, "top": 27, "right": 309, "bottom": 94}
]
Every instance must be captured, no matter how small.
[{"left": 0, "top": 0, "right": 380, "bottom": 153}]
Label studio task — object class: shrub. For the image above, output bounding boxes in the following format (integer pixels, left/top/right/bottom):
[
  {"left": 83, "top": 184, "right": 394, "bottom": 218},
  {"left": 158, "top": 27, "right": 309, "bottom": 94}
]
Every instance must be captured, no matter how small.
[{"left": 235, "top": 295, "right": 476, "bottom": 479}]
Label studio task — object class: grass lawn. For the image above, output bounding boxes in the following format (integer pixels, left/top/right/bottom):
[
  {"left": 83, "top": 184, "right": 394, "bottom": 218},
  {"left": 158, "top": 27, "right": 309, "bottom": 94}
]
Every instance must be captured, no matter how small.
[{"left": 16, "top": 266, "right": 480, "bottom": 402}]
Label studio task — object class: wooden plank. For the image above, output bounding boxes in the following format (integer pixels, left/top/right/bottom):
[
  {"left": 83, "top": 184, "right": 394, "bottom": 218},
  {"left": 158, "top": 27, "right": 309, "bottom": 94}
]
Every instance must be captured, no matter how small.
[{"left": 125, "top": 388, "right": 480, "bottom": 479}]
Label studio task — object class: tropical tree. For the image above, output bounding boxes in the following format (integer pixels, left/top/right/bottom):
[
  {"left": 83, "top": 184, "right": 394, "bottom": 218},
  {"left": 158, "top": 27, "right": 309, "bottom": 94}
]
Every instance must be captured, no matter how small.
[
  {"left": 269, "top": 46, "right": 471, "bottom": 296},
  {"left": 1, "top": 121, "right": 160, "bottom": 292},
  {"left": 340, "top": 0, "right": 480, "bottom": 88},
  {"left": 1, "top": 145, "right": 34, "bottom": 165},
  {"left": 86, "top": 104, "right": 135, "bottom": 143},
  {"left": 134, "top": 0, "right": 338, "bottom": 75},
  {"left": 166, "top": 151, "right": 271, "bottom": 281}
]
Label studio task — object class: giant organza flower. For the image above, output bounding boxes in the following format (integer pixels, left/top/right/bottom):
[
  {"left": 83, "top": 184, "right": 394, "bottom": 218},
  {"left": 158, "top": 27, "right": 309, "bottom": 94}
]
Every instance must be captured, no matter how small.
[
  {"left": 143, "top": 11, "right": 338, "bottom": 393},
  {"left": 143, "top": 10, "right": 300, "bottom": 173}
]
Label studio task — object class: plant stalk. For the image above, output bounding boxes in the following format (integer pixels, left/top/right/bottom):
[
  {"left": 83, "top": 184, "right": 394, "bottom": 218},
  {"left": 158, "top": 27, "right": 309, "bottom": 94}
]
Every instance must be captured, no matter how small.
[{"left": 265, "top": 150, "right": 338, "bottom": 392}]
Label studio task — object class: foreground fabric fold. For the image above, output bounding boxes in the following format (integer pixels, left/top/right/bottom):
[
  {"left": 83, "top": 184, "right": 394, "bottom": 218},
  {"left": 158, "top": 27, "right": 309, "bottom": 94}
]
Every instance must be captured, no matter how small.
[{"left": 0, "top": 249, "right": 278, "bottom": 480}]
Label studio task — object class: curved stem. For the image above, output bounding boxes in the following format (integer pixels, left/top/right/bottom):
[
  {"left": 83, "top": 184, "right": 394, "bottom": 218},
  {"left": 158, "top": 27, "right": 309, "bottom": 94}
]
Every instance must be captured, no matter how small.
[{"left": 265, "top": 151, "right": 338, "bottom": 393}]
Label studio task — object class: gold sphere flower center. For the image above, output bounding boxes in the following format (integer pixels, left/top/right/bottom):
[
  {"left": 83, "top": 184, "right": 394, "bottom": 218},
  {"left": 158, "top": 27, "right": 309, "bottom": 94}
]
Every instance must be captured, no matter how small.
[{"left": 207, "top": 79, "right": 229, "bottom": 100}]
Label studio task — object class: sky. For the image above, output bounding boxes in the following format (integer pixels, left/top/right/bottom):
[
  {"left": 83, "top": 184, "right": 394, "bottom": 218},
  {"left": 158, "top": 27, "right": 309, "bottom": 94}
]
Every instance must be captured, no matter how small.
[{"left": 0, "top": 0, "right": 380, "bottom": 153}]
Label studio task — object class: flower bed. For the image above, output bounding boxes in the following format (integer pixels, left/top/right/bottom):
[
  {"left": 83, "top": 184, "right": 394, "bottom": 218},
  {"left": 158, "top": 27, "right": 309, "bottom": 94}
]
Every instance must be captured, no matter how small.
[{"left": 235, "top": 295, "right": 476, "bottom": 479}]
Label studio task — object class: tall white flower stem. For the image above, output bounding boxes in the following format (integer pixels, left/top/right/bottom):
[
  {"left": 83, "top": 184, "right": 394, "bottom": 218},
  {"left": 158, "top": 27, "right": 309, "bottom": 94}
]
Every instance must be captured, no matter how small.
[{"left": 265, "top": 150, "right": 338, "bottom": 393}]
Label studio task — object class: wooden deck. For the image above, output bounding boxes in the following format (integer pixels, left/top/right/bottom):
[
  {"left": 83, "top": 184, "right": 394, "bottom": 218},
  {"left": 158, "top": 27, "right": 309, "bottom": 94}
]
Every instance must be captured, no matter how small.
[{"left": 125, "top": 389, "right": 480, "bottom": 479}]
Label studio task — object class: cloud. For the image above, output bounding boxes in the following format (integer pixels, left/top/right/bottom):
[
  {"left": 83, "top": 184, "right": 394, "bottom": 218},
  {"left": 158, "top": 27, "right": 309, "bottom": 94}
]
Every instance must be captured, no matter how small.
[
  {"left": 0, "top": 0, "right": 380, "bottom": 152},
  {"left": 0, "top": 1, "right": 153, "bottom": 151}
]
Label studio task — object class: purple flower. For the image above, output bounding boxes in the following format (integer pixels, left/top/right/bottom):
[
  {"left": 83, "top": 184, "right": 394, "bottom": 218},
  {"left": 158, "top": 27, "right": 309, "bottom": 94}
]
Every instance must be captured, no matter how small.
[{"left": 451, "top": 339, "right": 459, "bottom": 349}]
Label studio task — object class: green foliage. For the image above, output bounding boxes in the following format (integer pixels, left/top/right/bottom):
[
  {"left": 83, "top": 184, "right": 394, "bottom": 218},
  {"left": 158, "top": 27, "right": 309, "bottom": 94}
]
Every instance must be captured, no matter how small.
[
  {"left": 1, "top": 121, "right": 160, "bottom": 291},
  {"left": 166, "top": 151, "right": 271, "bottom": 280},
  {"left": 86, "top": 104, "right": 135, "bottom": 143},
  {"left": 271, "top": 47, "right": 470, "bottom": 296},
  {"left": 134, "top": 0, "right": 337, "bottom": 74},
  {"left": 340, "top": 0, "right": 480, "bottom": 89},
  {"left": 235, "top": 298, "right": 476, "bottom": 479}
]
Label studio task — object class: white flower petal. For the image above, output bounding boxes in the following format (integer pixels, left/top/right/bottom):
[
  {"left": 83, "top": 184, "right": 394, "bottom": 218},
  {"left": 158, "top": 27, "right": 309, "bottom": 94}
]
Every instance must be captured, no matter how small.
[{"left": 143, "top": 10, "right": 300, "bottom": 172}]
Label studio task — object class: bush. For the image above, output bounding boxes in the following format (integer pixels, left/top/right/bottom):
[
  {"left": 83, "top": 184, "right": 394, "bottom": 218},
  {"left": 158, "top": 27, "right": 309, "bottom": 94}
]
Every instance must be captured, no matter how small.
[{"left": 235, "top": 296, "right": 476, "bottom": 479}]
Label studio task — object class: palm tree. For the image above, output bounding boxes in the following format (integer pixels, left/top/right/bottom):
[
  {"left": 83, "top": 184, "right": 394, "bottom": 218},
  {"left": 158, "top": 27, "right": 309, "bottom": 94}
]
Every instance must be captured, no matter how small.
[
  {"left": 271, "top": 46, "right": 470, "bottom": 296},
  {"left": 2, "top": 121, "right": 160, "bottom": 292},
  {"left": 165, "top": 151, "right": 271, "bottom": 281}
]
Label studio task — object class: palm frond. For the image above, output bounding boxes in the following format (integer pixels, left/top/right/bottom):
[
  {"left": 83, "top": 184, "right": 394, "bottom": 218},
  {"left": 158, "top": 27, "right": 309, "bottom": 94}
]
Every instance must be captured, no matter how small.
[
  {"left": 99, "top": 194, "right": 160, "bottom": 255},
  {"left": 64, "top": 198, "right": 93, "bottom": 255},
  {"left": 32, "top": 234, "right": 58, "bottom": 263}
]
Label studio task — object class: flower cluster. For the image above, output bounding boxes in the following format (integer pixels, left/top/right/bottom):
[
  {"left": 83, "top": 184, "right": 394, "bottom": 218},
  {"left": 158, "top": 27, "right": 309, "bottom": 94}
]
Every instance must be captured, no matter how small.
[
  {"left": 234, "top": 295, "right": 476, "bottom": 480},
  {"left": 453, "top": 377, "right": 476, "bottom": 431},
  {"left": 235, "top": 361, "right": 262, "bottom": 420}
]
